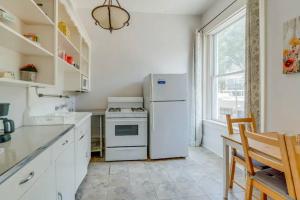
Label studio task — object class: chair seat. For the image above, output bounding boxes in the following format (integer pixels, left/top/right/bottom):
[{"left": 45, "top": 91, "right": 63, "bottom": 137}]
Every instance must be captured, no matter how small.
[
  {"left": 253, "top": 168, "right": 291, "bottom": 199},
  {"left": 235, "top": 152, "right": 269, "bottom": 169}
]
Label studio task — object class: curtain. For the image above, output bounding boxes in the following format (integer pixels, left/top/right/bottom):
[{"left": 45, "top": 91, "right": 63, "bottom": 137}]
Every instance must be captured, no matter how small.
[
  {"left": 245, "top": 0, "right": 261, "bottom": 131},
  {"left": 193, "top": 31, "right": 203, "bottom": 146}
]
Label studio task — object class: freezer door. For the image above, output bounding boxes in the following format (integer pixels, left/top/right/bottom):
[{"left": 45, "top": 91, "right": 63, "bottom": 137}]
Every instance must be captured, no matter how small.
[
  {"left": 151, "top": 74, "right": 187, "bottom": 101},
  {"left": 149, "top": 101, "right": 188, "bottom": 159}
]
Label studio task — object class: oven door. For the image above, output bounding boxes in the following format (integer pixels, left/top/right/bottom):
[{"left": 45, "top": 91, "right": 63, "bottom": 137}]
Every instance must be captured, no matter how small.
[{"left": 106, "top": 118, "right": 147, "bottom": 147}]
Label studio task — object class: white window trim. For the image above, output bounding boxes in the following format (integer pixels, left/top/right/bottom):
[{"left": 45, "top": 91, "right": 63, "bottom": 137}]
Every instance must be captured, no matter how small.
[{"left": 202, "top": 5, "right": 247, "bottom": 125}]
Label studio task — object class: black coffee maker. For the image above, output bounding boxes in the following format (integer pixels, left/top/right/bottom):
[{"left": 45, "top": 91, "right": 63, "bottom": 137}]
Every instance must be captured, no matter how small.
[{"left": 0, "top": 103, "right": 15, "bottom": 143}]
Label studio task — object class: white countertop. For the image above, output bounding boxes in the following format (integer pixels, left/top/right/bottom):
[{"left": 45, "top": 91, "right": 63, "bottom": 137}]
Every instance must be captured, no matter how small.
[
  {"left": 72, "top": 112, "right": 92, "bottom": 126},
  {"left": 76, "top": 109, "right": 106, "bottom": 116},
  {"left": 0, "top": 112, "right": 92, "bottom": 184}
]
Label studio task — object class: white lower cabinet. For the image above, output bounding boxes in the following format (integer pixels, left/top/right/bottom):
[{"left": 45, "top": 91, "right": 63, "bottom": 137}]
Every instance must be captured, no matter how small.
[
  {"left": 0, "top": 148, "right": 51, "bottom": 200},
  {"left": 55, "top": 137, "right": 76, "bottom": 200},
  {"left": 75, "top": 117, "right": 91, "bottom": 190},
  {"left": 0, "top": 116, "right": 91, "bottom": 200},
  {"left": 21, "top": 164, "right": 56, "bottom": 200},
  {"left": 75, "top": 132, "right": 88, "bottom": 190}
]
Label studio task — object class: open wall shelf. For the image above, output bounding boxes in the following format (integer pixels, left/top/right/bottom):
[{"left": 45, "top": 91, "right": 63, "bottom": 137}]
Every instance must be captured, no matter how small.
[
  {"left": 58, "top": 56, "right": 80, "bottom": 73},
  {"left": 57, "top": 0, "right": 91, "bottom": 92},
  {"left": 0, "top": 22, "right": 54, "bottom": 56},
  {"left": 0, "top": 0, "right": 91, "bottom": 90},
  {"left": 0, "top": 0, "right": 55, "bottom": 25},
  {"left": 0, "top": 78, "right": 53, "bottom": 88}
]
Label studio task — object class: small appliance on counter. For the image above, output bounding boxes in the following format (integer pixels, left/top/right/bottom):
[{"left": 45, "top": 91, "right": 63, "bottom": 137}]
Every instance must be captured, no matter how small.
[{"left": 0, "top": 103, "right": 15, "bottom": 143}]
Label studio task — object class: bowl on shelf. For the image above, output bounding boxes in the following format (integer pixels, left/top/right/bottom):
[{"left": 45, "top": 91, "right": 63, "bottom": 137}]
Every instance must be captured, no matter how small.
[{"left": 20, "top": 64, "right": 38, "bottom": 82}]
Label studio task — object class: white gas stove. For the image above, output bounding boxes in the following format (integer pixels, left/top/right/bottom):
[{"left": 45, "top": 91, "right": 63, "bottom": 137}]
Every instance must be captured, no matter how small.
[{"left": 105, "top": 97, "right": 148, "bottom": 161}]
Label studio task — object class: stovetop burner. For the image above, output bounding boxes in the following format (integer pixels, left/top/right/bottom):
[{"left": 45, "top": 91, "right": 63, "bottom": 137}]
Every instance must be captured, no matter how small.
[
  {"left": 131, "top": 107, "right": 145, "bottom": 112},
  {"left": 109, "top": 107, "right": 121, "bottom": 112},
  {"left": 108, "top": 107, "right": 146, "bottom": 113}
]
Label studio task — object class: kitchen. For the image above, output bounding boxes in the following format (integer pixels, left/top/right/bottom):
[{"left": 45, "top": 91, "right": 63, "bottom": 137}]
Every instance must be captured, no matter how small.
[{"left": 1, "top": 0, "right": 300, "bottom": 200}]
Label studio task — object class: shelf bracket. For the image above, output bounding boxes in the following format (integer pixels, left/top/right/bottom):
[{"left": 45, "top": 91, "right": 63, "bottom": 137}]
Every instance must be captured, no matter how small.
[{"left": 34, "top": 87, "right": 70, "bottom": 99}]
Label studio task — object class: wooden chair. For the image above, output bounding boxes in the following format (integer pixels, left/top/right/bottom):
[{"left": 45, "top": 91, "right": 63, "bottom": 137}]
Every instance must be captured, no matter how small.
[
  {"left": 239, "top": 124, "right": 296, "bottom": 200},
  {"left": 226, "top": 114, "right": 267, "bottom": 190},
  {"left": 285, "top": 134, "right": 300, "bottom": 199}
]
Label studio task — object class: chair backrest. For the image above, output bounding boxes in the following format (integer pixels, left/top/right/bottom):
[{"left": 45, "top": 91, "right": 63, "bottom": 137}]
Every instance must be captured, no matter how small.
[
  {"left": 226, "top": 114, "right": 257, "bottom": 135},
  {"left": 285, "top": 134, "right": 300, "bottom": 199},
  {"left": 239, "top": 124, "right": 296, "bottom": 198}
]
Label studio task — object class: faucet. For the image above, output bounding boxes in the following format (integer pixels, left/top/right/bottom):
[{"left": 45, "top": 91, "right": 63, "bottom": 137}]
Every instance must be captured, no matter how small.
[
  {"left": 55, "top": 104, "right": 68, "bottom": 111},
  {"left": 60, "top": 104, "right": 68, "bottom": 109}
]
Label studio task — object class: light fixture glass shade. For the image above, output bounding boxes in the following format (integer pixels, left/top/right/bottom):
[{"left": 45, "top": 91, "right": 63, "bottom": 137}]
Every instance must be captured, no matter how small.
[{"left": 92, "top": 1, "right": 130, "bottom": 32}]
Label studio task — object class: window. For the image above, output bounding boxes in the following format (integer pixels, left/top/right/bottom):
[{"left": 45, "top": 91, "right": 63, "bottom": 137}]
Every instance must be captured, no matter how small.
[{"left": 209, "top": 13, "right": 246, "bottom": 122}]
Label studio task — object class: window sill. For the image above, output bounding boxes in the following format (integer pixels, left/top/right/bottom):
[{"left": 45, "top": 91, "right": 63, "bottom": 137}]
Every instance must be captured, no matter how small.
[
  {"left": 203, "top": 119, "right": 227, "bottom": 128},
  {"left": 203, "top": 119, "right": 239, "bottom": 132}
]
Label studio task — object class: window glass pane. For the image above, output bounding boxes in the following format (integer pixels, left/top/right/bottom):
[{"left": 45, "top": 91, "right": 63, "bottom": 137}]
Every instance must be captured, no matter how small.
[
  {"left": 115, "top": 125, "right": 138, "bottom": 136},
  {"left": 212, "top": 73, "right": 245, "bottom": 122},
  {"left": 214, "top": 17, "right": 246, "bottom": 75}
]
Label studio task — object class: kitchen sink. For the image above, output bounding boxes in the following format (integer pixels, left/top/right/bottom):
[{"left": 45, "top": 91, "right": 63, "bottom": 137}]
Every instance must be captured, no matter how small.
[{"left": 24, "top": 112, "right": 77, "bottom": 125}]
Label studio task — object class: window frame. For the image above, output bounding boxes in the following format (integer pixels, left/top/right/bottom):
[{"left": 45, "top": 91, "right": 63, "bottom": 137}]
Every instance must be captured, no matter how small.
[{"left": 205, "top": 8, "right": 247, "bottom": 124}]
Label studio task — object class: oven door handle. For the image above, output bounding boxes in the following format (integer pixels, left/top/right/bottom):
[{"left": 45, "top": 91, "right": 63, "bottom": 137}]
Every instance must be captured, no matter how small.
[{"left": 107, "top": 118, "right": 147, "bottom": 122}]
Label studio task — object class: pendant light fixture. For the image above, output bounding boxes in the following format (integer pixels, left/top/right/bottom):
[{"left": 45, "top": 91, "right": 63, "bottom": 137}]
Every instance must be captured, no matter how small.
[{"left": 91, "top": 0, "right": 130, "bottom": 33}]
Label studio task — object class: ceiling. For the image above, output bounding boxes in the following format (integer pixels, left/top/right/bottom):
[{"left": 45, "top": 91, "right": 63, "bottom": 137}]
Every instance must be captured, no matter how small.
[{"left": 73, "top": 0, "right": 218, "bottom": 15}]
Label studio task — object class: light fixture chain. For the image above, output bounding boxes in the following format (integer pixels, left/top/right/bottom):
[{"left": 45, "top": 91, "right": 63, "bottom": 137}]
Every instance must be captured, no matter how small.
[{"left": 108, "top": 4, "right": 112, "bottom": 33}]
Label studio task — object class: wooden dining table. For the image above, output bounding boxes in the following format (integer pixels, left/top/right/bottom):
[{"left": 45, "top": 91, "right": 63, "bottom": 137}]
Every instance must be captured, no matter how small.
[{"left": 221, "top": 132, "right": 282, "bottom": 199}]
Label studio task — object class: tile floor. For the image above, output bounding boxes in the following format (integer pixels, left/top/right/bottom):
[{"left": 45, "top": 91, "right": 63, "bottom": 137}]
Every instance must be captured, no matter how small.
[{"left": 76, "top": 147, "right": 247, "bottom": 200}]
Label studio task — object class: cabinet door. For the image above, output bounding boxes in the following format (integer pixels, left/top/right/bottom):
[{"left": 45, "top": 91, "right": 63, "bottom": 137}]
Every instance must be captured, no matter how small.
[
  {"left": 75, "top": 117, "right": 91, "bottom": 190},
  {"left": 21, "top": 165, "right": 56, "bottom": 200},
  {"left": 85, "top": 118, "right": 91, "bottom": 166},
  {"left": 56, "top": 143, "right": 75, "bottom": 200},
  {"left": 75, "top": 132, "right": 88, "bottom": 190}
]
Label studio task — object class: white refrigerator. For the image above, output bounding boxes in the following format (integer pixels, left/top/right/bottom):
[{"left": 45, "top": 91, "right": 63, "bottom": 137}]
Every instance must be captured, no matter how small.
[{"left": 143, "top": 74, "right": 188, "bottom": 159}]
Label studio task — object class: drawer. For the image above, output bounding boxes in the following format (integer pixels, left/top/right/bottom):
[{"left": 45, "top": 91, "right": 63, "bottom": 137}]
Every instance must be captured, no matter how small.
[
  {"left": 53, "top": 129, "right": 74, "bottom": 159},
  {"left": 0, "top": 149, "right": 51, "bottom": 200},
  {"left": 105, "top": 147, "right": 147, "bottom": 161}
]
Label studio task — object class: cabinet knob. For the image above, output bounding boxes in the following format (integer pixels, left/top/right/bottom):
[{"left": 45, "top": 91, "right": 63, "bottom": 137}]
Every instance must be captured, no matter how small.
[{"left": 19, "top": 171, "right": 34, "bottom": 185}]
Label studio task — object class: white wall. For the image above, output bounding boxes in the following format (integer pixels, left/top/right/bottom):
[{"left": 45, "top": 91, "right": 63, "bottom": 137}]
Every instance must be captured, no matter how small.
[
  {"left": 75, "top": 11, "right": 201, "bottom": 109},
  {"left": 265, "top": 0, "right": 300, "bottom": 132}
]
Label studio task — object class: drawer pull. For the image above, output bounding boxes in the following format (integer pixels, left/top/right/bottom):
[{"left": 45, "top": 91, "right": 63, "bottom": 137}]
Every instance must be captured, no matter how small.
[
  {"left": 19, "top": 172, "right": 34, "bottom": 185},
  {"left": 79, "top": 135, "right": 85, "bottom": 140},
  {"left": 62, "top": 140, "right": 69, "bottom": 146}
]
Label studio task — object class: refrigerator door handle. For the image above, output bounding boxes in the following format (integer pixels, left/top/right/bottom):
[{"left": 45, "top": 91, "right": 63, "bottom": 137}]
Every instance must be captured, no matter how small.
[{"left": 151, "top": 105, "right": 155, "bottom": 131}]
